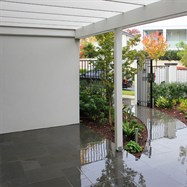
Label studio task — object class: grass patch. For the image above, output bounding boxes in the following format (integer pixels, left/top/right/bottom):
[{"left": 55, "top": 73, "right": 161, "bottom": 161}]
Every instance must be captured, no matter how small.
[{"left": 123, "top": 90, "right": 135, "bottom": 96}]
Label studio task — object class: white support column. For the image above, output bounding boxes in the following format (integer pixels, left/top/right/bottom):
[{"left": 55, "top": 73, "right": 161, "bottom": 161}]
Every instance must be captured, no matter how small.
[
  {"left": 165, "top": 65, "right": 169, "bottom": 83},
  {"left": 163, "top": 28, "right": 167, "bottom": 40},
  {"left": 114, "top": 28, "right": 123, "bottom": 151}
]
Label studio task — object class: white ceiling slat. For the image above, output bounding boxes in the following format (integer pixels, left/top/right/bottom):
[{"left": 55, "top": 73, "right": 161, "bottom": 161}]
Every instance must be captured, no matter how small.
[
  {"left": 1, "top": 0, "right": 187, "bottom": 38},
  {"left": 0, "top": 0, "right": 160, "bottom": 31},
  {"left": 1, "top": 0, "right": 142, "bottom": 13},
  {"left": 0, "top": 8, "right": 105, "bottom": 19},
  {"left": 0, "top": 10, "right": 101, "bottom": 23},
  {"left": 76, "top": 0, "right": 187, "bottom": 38},
  {"left": 1, "top": 0, "right": 124, "bottom": 13},
  {"left": 0, "top": 15, "right": 93, "bottom": 24},
  {"left": 0, "top": 20, "right": 80, "bottom": 29},
  {"left": 1, "top": 1, "right": 118, "bottom": 19},
  {"left": 1, "top": 17, "right": 87, "bottom": 27},
  {"left": 0, "top": 22, "right": 79, "bottom": 30}
]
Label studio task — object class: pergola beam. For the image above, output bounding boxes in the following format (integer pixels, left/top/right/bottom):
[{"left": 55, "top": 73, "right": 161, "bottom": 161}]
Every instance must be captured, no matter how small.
[
  {"left": 76, "top": 0, "right": 187, "bottom": 38},
  {"left": 0, "top": 26, "right": 75, "bottom": 37}
]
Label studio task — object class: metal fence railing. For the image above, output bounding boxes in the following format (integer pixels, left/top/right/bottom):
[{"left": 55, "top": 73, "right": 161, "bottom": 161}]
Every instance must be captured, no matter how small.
[
  {"left": 80, "top": 140, "right": 107, "bottom": 165},
  {"left": 80, "top": 59, "right": 97, "bottom": 77}
]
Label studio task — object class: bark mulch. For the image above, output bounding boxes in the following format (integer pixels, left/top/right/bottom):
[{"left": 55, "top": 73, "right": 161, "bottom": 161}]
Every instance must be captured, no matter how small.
[
  {"left": 82, "top": 107, "right": 186, "bottom": 158},
  {"left": 82, "top": 116, "right": 148, "bottom": 158}
]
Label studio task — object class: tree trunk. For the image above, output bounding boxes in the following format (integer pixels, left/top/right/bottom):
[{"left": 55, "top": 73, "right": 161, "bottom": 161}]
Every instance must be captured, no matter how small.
[{"left": 109, "top": 100, "right": 112, "bottom": 126}]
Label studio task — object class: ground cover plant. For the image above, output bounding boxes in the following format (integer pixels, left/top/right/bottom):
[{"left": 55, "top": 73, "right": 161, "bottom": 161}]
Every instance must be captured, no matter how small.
[{"left": 122, "top": 106, "right": 145, "bottom": 154}]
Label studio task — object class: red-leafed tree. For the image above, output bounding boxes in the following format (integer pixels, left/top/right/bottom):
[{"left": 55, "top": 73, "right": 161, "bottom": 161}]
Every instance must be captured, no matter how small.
[
  {"left": 142, "top": 31, "right": 168, "bottom": 63},
  {"left": 126, "top": 28, "right": 140, "bottom": 36}
]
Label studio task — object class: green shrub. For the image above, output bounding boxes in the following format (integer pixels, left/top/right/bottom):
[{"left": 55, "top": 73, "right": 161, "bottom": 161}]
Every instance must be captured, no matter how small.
[
  {"left": 159, "top": 50, "right": 181, "bottom": 61},
  {"left": 153, "top": 82, "right": 187, "bottom": 105},
  {"left": 80, "top": 81, "right": 108, "bottom": 125},
  {"left": 156, "top": 96, "right": 174, "bottom": 108},
  {"left": 82, "top": 43, "right": 97, "bottom": 58},
  {"left": 125, "top": 140, "right": 143, "bottom": 153},
  {"left": 177, "top": 99, "right": 187, "bottom": 115},
  {"left": 80, "top": 68, "right": 87, "bottom": 74}
]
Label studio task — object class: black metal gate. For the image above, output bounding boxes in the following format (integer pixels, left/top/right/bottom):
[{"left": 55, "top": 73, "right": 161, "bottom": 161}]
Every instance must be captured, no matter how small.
[
  {"left": 137, "top": 59, "right": 151, "bottom": 107},
  {"left": 137, "top": 59, "right": 168, "bottom": 107}
]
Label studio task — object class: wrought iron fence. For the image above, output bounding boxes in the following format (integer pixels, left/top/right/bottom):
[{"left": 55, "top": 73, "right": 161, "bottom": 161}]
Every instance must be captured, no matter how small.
[
  {"left": 80, "top": 140, "right": 107, "bottom": 165},
  {"left": 80, "top": 58, "right": 97, "bottom": 78}
]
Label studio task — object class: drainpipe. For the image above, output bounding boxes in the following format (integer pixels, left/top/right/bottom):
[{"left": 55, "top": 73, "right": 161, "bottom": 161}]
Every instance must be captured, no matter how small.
[{"left": 114, "top": 28, "right": 123, "bottom": 151}]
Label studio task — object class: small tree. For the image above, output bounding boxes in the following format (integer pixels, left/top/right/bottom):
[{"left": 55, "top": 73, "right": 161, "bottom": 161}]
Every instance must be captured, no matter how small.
[
  {"left": 95, "top": 32, "right": 145, "bottom": 125},
  {"left": 142, "top": 31, "right": 168, "bottom": 64},
  {"left": 177, "top": 41, "right": 187, "bottom": 67},
  {"left": 95, "top": 32, "right": 114, "bottom": 125}
]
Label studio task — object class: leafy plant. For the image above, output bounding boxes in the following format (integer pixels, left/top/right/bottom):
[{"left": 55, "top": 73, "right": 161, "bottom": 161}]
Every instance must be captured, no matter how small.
[
  {"left": 80, "top": 68, "right": 87, "bottom": 74},
  {"left": 155, "top": 96, "right": 174, "bottom": 108},
  {"left": 125, "top": 140, "right": 143, "bottom": 153},
  {"left": 82, "top": 43, "right": 97, "bottom": 58},
  {"left": 177, "top": 99, "right": 187, "bottom": 115},
  {"left": 122, "top": 120, "right": 144, "bottom": 139},
  {"left": 123, "top": 121, "right": 136, "bottom": 139},
  {"left": 130, "top": 120, "right": 145, "bottom": 132},
  {"left": 177, "top": 41, "right": 187, "bottom": 67},
  {"left": 80, "top": 81, "right": 108, "bottom": 124},
  {"left": 159, "top": 50, "right": 181, "bottom": 61},
  {"left": 92, "top": 31, "right": 145, "bottom": 125},
  {"left": 80, "top": 36, "right": 97, "bottom": 58},
  {"left": 123, "top": 106, "right": 134, "bottom": 121},
  {"left": 80, "top": 30, "right": 145, "bottom": 126},
  {"left": 153, "top": 82, "right": 187, "bottom": 105}
]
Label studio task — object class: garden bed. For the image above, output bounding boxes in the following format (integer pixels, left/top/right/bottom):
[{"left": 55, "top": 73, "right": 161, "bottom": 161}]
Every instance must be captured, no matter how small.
[{"left": 82, "top": 115, "right": 148, "bottom": 158}]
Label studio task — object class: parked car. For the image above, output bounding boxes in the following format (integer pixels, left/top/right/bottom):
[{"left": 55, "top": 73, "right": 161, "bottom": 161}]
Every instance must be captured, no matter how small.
[
  {"left": 80, "top": 70, "right": 132, "bottom": 88},
  {"left": 122, "top": 78, "right": 132, "bottom": 88}
]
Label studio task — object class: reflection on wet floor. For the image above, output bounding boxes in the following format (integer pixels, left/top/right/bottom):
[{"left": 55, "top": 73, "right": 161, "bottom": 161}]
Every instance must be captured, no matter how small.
[
  {"left": 0, "top": 105, "right": 186, "bottom": 186},
  {"left": 80, "top": 105, "right": 187, "bottom": 187}
]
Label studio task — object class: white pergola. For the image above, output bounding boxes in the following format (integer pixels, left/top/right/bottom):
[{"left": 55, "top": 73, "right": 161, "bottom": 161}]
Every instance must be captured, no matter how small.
[{"left": 1, "top": 0, "right": 187, "bottom": 151}]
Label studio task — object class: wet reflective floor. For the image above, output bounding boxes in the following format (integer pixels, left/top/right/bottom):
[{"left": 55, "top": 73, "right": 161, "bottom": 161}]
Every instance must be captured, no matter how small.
[
  {"left": 0, "top": 106, "right": 187, "bottom": 186},
  {"left": 80, "top": 106, "right": 187, "bottom": 187}
]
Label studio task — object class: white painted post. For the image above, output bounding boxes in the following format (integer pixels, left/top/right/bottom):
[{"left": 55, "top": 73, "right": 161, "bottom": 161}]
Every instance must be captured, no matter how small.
[
  {"left": 163, "top": 28, "right": 167, "bottom": 40},
  {"left": 165, "top": 65, "right": 169, "bottom": 83},
  {"left": 114, "top": 28, "right": 123, "bottom": 151}
]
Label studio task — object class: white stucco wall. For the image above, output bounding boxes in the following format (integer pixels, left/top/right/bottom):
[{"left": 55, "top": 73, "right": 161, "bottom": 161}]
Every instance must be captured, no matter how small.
[{"left": 0, "top": 35, "right": 79, "bottom": 133}]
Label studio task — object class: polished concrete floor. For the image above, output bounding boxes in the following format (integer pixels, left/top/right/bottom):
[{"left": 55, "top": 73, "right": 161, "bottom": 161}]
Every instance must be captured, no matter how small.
[{"left": 0, "top": 106, "right": 187, "bottom": 187}]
